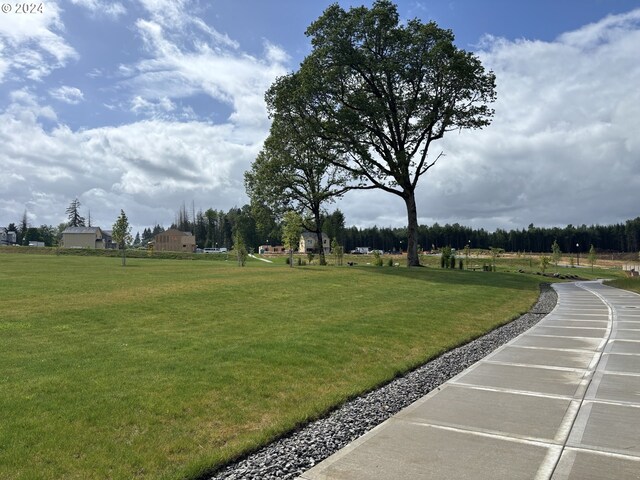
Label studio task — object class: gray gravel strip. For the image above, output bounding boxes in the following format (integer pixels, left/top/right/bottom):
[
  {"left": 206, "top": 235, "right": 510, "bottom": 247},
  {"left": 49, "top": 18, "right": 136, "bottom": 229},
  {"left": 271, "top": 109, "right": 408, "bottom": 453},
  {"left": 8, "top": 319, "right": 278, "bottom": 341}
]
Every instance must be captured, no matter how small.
[{"left": 206, "top": 283, "right": 557, "bottom": 480}]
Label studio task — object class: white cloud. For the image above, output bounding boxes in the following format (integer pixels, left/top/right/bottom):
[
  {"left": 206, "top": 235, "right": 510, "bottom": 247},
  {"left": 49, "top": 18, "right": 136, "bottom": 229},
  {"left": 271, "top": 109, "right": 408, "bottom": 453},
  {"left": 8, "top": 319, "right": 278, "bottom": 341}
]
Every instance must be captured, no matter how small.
[
  {"left": 125, "top": 4, "right": 288, "bottom": 132},
  {"left": 7, "top": 89, "right": 57, "bottom": 122},
  {"left": 0, "top": 1, "right": 77, "bottom": 81},
  {"left": 70, "top": 0, "right": 126, "bottom": 19},
  {"left": 136, "top": 0, "right": 238, "bottom": 49},
  {"left": 0, "top": 1, "right": 290, "bottom": 230},
  {"left": 3, "top": 3, "right": 638, "bottom": 235},
  {"left": 0, "top": 1, "right": 311, "bottom": 232},
  {"left": 558, "top": 8, "right": 640, "bottom": 48},
  {"left": 49, "top": 86, "right": 85, "bottom": 104},
  {"left": 403, "top": 8, "right": 640, "bottom": 230},
  {"left": 264, "top": 41, "right": 290, "bottom": 64},
  {"left": 0, "top": 91, "right": 256, "bottom": 230},
  {"left": 130, "top": 95, "right": 175, "bottom": 116},
  {"left": 71, "top": 0, "right": 127, "bottom": 20}
]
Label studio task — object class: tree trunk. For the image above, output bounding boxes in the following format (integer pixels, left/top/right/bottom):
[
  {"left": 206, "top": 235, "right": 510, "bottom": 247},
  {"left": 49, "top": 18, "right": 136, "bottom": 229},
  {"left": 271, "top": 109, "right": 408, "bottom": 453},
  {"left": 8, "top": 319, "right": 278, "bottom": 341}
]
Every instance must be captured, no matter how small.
[
  {"left": 121, "top": 247, "right": 126, "bottom": 267},
  {"left": 314, "top": 211, "right": 327, "bottom": 266},
  {"left": 404, "top": 191, "right": 420, "bottom": 267}
]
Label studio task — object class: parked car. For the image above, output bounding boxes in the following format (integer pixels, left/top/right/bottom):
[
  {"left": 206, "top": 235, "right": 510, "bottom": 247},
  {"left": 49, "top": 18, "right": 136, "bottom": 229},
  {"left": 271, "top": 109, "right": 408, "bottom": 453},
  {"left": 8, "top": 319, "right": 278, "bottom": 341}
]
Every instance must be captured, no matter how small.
[{"left": 204, "top": 247, "right": 228, "bottom": 254}]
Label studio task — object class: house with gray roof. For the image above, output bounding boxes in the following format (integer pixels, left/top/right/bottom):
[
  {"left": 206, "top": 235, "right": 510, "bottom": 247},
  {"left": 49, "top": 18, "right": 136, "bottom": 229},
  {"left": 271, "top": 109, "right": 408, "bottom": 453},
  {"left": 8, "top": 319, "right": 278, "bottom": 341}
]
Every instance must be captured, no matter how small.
[{"left": 0, "top": 227, "right": 17, "bottom": 246}]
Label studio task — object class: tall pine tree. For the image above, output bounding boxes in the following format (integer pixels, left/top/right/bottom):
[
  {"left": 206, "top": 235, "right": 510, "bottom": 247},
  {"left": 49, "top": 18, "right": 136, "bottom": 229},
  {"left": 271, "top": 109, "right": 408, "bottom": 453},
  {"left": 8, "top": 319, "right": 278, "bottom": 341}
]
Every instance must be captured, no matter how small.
[{"left": 66, "top": 198, "right": 86, "bottom": 227}]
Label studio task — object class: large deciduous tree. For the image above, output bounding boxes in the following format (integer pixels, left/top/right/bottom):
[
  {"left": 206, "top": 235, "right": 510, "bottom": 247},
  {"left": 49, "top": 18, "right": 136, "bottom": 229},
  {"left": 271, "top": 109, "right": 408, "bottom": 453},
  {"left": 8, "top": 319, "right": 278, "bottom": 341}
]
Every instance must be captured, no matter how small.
[
  {"left": 268, "top": 0, "right": 496, "bottom": 266},
  {"left": 245, "top": 108, "right": 357, "bottom": 265}
]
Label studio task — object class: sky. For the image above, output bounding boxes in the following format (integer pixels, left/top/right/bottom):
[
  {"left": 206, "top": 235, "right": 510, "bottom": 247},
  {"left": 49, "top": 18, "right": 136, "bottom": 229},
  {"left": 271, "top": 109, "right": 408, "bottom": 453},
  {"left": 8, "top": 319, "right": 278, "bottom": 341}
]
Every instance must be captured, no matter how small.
[{"left": 1, "top": 0, "right": 639, "bottom": 235}]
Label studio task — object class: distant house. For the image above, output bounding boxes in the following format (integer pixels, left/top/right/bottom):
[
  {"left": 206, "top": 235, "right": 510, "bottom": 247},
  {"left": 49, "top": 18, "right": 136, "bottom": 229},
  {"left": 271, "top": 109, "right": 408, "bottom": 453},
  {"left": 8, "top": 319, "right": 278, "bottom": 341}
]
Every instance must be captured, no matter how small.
[
  {"left": 62, "top": 227, "right": 109, "bottom": 249},
  {"left": 258, "top": 245, "right": 286, "bottom": 254},
  {"left": 154, "top": 228, "right": 196, "bottom": 253},
  {"left": 101, "top": 230, "right": 115, "bottom": 249},
  {"left": 299, "top": 231, "right": 330, "bottom": 255},
  {"left": 0, "top": 227, "right": 17, "bottom": 246}
]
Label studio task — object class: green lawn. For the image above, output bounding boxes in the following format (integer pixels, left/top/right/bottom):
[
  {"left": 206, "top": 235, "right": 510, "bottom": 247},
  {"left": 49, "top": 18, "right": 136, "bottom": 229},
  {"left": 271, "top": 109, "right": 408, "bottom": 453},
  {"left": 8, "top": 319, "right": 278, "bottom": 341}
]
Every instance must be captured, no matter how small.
[
  {"left": 605, "top": 276, "right": 640, "bottom": 294},
  {"left": 1, "top": 253, "right": 545, "bottom": 479}
]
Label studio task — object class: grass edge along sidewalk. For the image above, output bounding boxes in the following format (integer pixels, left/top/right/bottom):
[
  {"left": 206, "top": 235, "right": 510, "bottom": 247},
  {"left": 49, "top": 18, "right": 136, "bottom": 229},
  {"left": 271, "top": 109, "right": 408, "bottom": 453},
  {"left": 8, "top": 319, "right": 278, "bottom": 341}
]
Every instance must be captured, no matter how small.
[{"left": 1, "top": 253, "right": 555, "bottom": 479}]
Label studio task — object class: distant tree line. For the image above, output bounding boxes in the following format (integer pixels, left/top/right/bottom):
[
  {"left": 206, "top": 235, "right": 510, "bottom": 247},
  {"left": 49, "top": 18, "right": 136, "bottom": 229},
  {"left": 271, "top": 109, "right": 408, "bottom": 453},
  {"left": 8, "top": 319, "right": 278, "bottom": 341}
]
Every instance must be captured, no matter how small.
[
  {"left": 340, "top": 218, "right": 640, "bottom": 254},
  {"left": 4, "top": 201, "right": 640, "bottom": 255},
  {"left": 153, "top": 206, "right": 640, "bottom": 256}
]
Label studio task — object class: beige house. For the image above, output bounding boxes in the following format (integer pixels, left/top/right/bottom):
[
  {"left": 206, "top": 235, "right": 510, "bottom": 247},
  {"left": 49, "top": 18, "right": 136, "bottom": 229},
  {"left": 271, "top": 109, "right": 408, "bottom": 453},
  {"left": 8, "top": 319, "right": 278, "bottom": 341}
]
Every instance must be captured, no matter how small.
[
  {"left": 62, "top": 226, "right": 108, "bottom": 249},
  {"left": 154, "top": 229, "right": 196, "bottom": 252},
  {"left": 299, "top": 231, "right": 330, "bottom": 255}
]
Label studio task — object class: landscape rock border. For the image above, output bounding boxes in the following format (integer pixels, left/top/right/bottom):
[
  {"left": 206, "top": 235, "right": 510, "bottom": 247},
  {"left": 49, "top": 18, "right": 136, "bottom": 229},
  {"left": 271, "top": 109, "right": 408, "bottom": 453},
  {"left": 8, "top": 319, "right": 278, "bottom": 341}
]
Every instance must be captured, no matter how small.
[{"left": 207, "top": 283, "right": 557, "bottom": 480}]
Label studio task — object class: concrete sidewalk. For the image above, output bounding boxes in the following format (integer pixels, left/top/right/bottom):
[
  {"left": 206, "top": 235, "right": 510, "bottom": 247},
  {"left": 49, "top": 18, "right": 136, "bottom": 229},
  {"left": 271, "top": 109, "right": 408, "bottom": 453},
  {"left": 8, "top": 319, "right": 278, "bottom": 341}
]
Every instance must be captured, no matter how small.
[{"left": 298, "top": 282, "right": 640, "bottom": 480}]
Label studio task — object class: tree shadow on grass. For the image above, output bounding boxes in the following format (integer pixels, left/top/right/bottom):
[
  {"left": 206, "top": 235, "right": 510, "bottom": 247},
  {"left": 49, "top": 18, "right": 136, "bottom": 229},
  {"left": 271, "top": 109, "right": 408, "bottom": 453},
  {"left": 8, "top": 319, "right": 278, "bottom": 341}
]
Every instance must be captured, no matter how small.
[{"left": 354, "top": 264, "right": 545, "bottom": 292}]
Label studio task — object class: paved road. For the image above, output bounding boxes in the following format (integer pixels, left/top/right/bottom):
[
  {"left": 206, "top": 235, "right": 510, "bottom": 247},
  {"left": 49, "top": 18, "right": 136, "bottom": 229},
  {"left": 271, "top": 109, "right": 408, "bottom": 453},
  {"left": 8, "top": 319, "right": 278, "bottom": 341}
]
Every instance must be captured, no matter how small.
[{"left": 298, "top": 281, "right": 640, "bottom": 480}]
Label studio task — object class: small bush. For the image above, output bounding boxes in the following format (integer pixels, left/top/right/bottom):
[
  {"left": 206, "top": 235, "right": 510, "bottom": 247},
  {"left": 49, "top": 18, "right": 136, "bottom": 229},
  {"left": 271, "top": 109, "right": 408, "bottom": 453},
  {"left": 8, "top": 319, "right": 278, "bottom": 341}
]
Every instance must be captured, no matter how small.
[
  {"left": 459, "top": 259, "right": 464, "bottom": 270},
  {"left": 372, "top": 250, "right": 383, "bottom": 267},
  {"left": 441, "top": 246, "right": 454, "bottom": 268},
  {"left": 540, "top": 255, "right": 550, "bottom": 274},
  {"left": 387, "top": 258, "right": 394, "bottom": 267}
]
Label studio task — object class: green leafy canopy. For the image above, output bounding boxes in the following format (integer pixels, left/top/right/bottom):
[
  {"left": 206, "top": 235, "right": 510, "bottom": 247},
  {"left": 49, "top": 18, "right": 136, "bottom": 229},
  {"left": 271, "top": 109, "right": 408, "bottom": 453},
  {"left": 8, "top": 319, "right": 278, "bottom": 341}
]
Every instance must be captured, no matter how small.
[{"left": 263, "top": 0, "right": 496, "bottom": 266}]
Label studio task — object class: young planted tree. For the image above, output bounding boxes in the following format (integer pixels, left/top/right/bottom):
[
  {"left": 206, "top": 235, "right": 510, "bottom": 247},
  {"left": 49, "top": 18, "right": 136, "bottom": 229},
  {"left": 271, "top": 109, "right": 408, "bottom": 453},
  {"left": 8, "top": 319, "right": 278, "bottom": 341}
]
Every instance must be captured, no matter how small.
[
  {"left": 233, "top": 230, "right": 248, "bottom": 267},
  {"left": 112, "top": 209, "right": 132, "bottom": 266},
  {"left": 281, "top": 211, "right": 303, "bottom": 268},
  {"left": 66, "top": 198, "right": 86, "bottom": 227},
  {"left": 588, "top": 245, "right": 597, "bottom": 272},
  {"left": 331, "top": 237, "right": 344, "bottom": 266},
  {"left": 551, "top": 240, "right": 562, "bottom": 271},
  {"left": 490, "top": 247, "right": 503, "bottom": 271},
  {"left": 540, "top": 255, "right": 551, "bottom": 274},
  {"left": 463, "top": 242, "right": 471, "bottom": 270},
  {"left": 267, "top": 0, "right": 496, "bottom": 266}
]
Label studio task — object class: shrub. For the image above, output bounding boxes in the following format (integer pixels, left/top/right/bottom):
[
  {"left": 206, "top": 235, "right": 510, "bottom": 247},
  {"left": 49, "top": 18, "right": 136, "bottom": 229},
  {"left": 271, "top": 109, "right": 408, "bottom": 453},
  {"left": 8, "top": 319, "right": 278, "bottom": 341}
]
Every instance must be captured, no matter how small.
[
  {"left": 441, "top": 246, "right": 454, "bottom": 269},
  {"left": 372, "top": 250, "right": 383, "bottom": 267},
  {"left": 387, "top": 258, "right": 394, "bottom": 267},
  {"left": 540, "top": 255, "right": 550, "bottom": 274}
]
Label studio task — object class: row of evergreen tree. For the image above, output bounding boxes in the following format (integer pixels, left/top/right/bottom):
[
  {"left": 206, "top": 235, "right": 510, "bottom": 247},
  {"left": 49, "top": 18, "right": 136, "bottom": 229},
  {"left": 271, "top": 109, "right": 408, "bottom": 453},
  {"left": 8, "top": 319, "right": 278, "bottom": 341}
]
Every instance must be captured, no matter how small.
[
  {"left": 4, "top": 201, "right": 640, "bottom": 255},
  {"left": 162, "top": 206, "right": 640, "bottom": 255},
  {"left": 340, "top": 218, "right": 640, "bottom": 254}
]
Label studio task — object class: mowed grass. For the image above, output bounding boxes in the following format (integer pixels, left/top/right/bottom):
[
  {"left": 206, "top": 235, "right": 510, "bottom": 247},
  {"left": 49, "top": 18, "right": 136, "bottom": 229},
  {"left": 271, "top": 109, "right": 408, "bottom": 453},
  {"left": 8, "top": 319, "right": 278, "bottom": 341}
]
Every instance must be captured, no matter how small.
[
  {"left": 0, "top": 254, "right": 543, "bottom": 480},
  {"left": 606, "top": 277, "right": 640, "bottom": 294}
]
